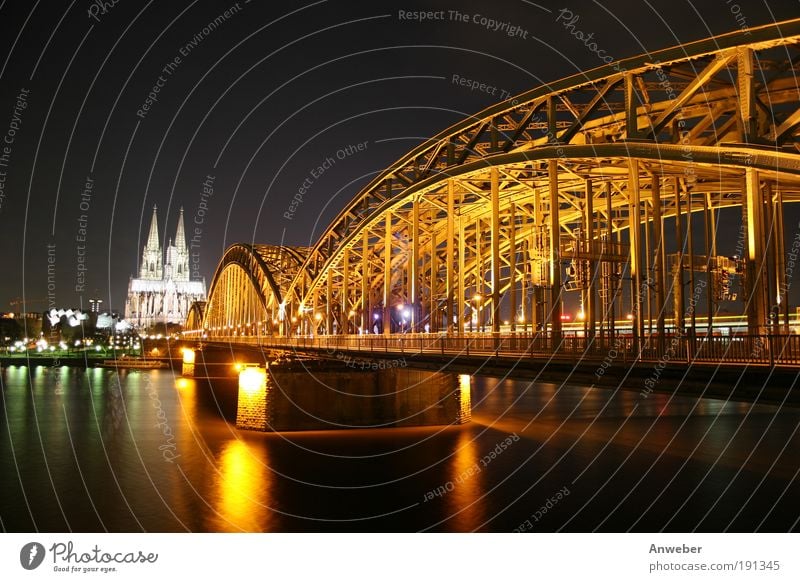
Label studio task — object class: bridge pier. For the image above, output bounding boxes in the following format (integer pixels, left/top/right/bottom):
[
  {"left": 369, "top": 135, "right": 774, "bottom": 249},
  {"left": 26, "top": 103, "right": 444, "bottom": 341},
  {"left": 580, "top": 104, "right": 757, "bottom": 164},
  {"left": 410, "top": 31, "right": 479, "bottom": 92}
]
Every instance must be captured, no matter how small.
[{"left": 236, "top": 365, "right": 269, "bottom": 431}]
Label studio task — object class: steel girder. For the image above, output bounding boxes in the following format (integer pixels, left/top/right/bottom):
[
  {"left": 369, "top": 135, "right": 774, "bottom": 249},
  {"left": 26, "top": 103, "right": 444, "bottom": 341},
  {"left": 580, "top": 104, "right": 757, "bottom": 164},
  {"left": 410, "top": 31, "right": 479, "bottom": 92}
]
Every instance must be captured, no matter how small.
[
  {"left": 281, "top": 19, "right": 800, "bottom": 317},
  {"left": 201, "top": 244, "right": 307, "bottom": 332}
]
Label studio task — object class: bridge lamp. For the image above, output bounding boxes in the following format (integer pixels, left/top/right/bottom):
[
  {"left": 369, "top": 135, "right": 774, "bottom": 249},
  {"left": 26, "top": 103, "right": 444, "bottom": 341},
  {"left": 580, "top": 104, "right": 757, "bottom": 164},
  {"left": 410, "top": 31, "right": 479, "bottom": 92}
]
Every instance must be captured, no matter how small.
[
  {"left": 314, "top": 313, "right": 322, "bottom": 321},
  {"left": 239, "top": 365, "right": 266, "bottom": 394},
  {"left": 182, "top": 348, "right": 195, "bottom": 364}
]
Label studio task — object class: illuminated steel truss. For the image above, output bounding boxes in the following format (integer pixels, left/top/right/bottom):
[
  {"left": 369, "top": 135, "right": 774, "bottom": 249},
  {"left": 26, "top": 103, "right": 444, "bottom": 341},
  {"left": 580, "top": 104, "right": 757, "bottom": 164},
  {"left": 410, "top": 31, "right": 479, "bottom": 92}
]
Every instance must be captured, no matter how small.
[{"left": 192, "top": 19, "right": 800, "bottom": 347}]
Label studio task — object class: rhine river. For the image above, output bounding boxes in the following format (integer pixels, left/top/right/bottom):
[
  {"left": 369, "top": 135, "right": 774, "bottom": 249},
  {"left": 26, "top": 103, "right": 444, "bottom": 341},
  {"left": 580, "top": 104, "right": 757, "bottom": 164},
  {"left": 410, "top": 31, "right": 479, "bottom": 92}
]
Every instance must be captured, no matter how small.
[{"left": 1, "top": 364, "right": 798, "bottom": 532}]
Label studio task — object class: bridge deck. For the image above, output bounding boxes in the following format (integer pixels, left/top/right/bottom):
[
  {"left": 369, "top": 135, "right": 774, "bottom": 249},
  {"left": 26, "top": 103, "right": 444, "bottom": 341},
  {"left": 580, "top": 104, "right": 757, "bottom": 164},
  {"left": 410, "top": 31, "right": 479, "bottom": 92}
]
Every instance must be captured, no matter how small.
[{"left": 197, "top": 333, "right": 800, "bottom": 368}]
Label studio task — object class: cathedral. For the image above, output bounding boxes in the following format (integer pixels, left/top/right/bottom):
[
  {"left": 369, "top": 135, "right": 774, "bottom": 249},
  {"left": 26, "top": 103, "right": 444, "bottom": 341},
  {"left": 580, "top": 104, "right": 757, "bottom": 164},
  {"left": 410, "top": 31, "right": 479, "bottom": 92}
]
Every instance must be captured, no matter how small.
[{"left": 125, "top": 206, "right": 206, "bottom": 329}]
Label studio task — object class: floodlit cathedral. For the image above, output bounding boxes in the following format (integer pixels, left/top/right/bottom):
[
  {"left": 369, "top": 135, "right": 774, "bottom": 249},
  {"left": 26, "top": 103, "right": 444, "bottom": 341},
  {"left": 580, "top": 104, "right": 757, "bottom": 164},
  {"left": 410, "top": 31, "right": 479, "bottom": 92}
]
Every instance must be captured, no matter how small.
[{"left": 125, "top": 206, "right": 206, "bottom": 328}]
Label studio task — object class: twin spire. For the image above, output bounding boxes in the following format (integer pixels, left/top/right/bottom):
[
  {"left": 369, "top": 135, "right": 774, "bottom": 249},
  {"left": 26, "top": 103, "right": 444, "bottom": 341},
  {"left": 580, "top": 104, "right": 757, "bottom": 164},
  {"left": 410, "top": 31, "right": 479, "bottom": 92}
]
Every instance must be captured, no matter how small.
[{"left": 140, "top": 205, "right": 189, "bottom": 281}]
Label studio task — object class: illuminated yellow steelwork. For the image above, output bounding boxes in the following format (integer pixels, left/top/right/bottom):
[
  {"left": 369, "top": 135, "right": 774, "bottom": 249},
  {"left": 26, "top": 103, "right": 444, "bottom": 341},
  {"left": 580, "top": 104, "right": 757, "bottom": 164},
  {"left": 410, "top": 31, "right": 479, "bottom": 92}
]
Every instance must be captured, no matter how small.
[{"left": 189, "top": 20, "right": 800, "bottom": 352}]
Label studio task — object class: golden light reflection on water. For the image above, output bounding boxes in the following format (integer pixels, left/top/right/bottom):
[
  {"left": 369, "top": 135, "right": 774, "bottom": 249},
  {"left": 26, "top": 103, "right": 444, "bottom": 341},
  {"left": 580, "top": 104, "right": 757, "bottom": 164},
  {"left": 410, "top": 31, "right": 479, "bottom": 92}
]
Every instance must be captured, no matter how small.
[
  {"left": 458, "top": 374, "right": 472, "bottom": 423},
  {"left": 212, "top": 439, "right": 272, "bottom": 532},
  {"left": 445, "top": 427, "right": 485, "bottom": 530}
]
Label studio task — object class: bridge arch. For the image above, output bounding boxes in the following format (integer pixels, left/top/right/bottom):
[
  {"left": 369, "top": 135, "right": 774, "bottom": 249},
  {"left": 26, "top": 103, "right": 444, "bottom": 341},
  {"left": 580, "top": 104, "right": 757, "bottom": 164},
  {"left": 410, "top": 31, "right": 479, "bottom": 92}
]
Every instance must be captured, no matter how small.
[
  {"left": 195, "top": 19, "right": 800, "bottom": 345},
  {"left": 197, "top": 244, "right": 307, "bottom": 337}
]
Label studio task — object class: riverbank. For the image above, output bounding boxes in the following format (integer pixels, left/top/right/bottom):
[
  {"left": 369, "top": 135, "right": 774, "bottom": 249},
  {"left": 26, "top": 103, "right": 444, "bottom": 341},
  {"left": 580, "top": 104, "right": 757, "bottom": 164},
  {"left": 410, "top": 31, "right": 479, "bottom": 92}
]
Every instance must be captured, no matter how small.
[{"left": 0, "top": 355, "right": 179, "bottom": 368}]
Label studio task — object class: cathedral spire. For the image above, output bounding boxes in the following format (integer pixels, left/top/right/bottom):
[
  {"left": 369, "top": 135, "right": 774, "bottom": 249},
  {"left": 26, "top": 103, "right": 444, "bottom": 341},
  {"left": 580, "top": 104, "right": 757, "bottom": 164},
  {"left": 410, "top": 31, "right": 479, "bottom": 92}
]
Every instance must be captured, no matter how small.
[
  {"left": 146, "top": 205, "right": 160, "bottom": 251},
  {"left": 140, "top": 205, "right": 163, "bottom": 280},
  {"left": 175, "top": 206, "right": 187, "bottom": 251}
]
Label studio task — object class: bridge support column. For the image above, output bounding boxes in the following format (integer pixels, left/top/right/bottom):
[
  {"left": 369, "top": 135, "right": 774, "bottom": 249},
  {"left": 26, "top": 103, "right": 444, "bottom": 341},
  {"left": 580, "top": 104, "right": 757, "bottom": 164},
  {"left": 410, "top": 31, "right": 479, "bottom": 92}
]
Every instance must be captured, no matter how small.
[
  {"left": 475, "top": 217, "right": 483, "bottom": 332},
  {"left": 236, "top": 365, "right": 269, "bottom": 431},
  {"left": 491, "top": 167, "right": 501, "bottom": 335},
  {"left": 585, "top": 180, "right": 595, "bottom": 344},
  {"left": 458, "top": 214, "right": 466, "bottom": 335},
  {"left": 628, "top": 160, "right": 643, "bottom": 354},
  {"left": 509, "top": 202, "right": 517, "bottom": 333},
  {"left": 532, "top": 185, "right": 542, "bottom": 336},
  {"left": 343, "top": 248, "right": 350, "bottom": 334},
  {"left": 764, "top": 181, "right": 778, "bottom": 334},
  {"left": 446, "top": 181, "right": 455, "bottom": 335},
  {"left": 362, "top": 230, "right": 369, "bottom": 333},
  {"left": 745, "top": 168, "right": 769, "bottom": 335},
  {"left": 652, "top": 175, "right": 666, "bottom": 351},
  {"left": 181, "top": 348, "right": 195, "bottom": 377},
  {"left": 327, "top": 269, "right": 334, "bottom": 336},
  {"left": 384, "top": 212, "right": 392, "bottom": 336},
  {"left": 548, "top": 159, "right": 562, "bottom": 344},
  {"left": 411, "top": 199, "right": 420, "bottom": 332},
  {"left": 686, "top": 187, "right": 697, "bottom": 346},
  {"left": 774, "top": 184, "right": 789, "bottom": 331},
  {"left": 430, "top": 228, "right": 437, "bottom": 332},
  {"left": 604, "top": 181, "right": 615, "bottom": 347},
  {"left": 673, "top": 177, "right": 685, "bottom": 335}
]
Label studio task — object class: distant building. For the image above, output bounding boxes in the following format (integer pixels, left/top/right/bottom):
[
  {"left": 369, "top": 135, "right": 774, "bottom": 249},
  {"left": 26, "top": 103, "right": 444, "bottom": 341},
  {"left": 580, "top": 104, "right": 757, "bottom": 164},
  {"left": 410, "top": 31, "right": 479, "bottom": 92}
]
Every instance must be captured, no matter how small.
[{"left": 125, "top": 206, "right": 206, "bottom": 328}]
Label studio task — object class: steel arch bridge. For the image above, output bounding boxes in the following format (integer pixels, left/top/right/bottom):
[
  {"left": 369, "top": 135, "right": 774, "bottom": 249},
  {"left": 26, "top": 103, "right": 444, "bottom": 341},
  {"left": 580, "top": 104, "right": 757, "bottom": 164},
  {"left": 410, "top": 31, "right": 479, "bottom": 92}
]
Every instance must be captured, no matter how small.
[{"left": 187, "top": 19, "right": 800, "bottom": 359}]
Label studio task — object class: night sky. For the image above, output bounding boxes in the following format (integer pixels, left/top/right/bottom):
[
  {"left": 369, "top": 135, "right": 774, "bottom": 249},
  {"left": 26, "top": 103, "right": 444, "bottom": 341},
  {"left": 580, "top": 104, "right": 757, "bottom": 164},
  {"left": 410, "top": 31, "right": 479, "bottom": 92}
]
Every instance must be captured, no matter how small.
[{"left": 0, "top": 0, "right": 797, "bottom": 312}]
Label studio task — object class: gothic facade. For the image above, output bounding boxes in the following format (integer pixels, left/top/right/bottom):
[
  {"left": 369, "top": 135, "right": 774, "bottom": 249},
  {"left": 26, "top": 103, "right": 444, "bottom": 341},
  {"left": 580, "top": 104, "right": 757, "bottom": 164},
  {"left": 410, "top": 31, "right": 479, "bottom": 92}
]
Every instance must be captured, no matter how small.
[{"left": 125, "top": 206, "right": 206, "bottom": 328}]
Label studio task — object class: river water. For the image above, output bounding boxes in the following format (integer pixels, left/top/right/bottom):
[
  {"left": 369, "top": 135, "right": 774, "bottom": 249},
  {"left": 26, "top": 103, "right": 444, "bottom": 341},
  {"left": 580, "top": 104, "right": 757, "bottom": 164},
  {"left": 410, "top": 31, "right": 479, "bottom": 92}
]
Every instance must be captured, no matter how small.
[{"left": 1, "top": 364, "right": 798, "bottom": 532}]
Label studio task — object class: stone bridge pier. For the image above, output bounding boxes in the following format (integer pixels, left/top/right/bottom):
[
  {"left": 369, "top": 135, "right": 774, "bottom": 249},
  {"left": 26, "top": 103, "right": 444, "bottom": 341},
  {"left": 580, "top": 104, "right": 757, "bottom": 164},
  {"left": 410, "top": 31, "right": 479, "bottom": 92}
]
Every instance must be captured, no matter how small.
[{"left": 180, "top": 343, "right": 471, "bottom": 432}]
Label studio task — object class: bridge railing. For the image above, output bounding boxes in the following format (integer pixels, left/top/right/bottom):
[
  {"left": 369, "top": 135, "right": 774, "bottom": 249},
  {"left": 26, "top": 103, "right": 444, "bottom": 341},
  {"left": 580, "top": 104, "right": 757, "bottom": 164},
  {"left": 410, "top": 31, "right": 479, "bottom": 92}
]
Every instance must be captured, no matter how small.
[{"left": 199, "top": 332, "right": 800, "bottom": 366}]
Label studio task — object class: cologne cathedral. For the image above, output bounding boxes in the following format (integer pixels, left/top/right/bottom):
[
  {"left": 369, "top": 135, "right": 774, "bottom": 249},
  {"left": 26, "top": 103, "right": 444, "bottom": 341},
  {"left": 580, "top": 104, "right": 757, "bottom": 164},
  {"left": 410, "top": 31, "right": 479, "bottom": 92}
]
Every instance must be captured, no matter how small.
[{"left": 124, "top": 206, "right": 206, "bottom": 328}]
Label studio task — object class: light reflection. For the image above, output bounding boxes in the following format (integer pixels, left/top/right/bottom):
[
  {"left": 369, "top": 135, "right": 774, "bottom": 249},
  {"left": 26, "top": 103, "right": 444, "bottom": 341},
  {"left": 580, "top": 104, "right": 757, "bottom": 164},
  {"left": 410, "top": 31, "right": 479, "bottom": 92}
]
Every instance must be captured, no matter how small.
[
  {"left": 446, "top": 428, "right": 484, "bottom": 529},
  {"left": 457, "top": 374, "right": 472, "bottom": 424},
  {"left": 214, "top": 439, "right": 271, "bottom": 532}
]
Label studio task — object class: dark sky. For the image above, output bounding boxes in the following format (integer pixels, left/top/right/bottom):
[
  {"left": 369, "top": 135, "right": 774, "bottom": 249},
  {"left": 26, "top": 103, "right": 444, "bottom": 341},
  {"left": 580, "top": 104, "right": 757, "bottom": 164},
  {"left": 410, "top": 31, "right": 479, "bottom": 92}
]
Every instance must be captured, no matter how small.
[{"left": 0, "top": 0, "right": 797, "bottom": 312}]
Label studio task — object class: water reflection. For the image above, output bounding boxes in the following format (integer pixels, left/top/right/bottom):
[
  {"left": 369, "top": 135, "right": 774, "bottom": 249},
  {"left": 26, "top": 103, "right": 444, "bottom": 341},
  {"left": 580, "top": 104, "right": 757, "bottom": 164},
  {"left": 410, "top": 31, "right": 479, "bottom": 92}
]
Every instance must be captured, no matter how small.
[
  {"left": 211, "top": 439, "right": 271, "bottom": 532},
  {"left": 1, "top": 365, "right": 799, "bottom": 532},
  {"left": 445, "top": 427, "right": 483, "bottom": 530}
]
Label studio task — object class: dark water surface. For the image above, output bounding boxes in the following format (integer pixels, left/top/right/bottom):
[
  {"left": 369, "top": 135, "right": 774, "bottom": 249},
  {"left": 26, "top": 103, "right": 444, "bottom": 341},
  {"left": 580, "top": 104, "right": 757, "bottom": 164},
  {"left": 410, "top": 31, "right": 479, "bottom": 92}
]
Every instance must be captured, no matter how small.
[{"left": 1, "top": 364, "right": 799, "bottom": 532}]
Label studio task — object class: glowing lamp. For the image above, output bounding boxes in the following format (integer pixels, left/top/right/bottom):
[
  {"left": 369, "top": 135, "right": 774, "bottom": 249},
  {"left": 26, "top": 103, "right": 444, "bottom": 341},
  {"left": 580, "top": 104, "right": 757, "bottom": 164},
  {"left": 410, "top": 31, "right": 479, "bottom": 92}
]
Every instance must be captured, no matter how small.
[
  {"left": 239, "top": 366, "right": 266, "bottom": 394},
  {"left": 182, "top": 348, "right": 195, "bottom": 364}
]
